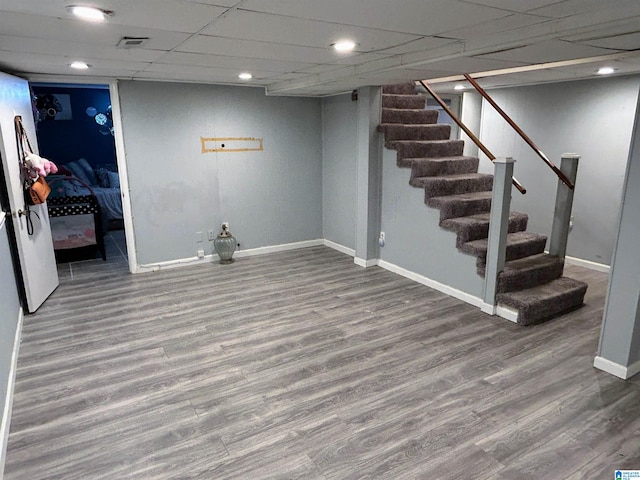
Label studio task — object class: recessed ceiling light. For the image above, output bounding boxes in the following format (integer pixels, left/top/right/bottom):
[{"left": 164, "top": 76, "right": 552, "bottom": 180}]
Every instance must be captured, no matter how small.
[
  {"left": 67, "top": 5, "right": 111, "bottom": 22},
  {"left": 238, "top": 72, "right": 252, "bottom": 80},
  {"left": 70, "top": 61, "right": 90, "bottom": 70},
  {"left": 597, "top": 66, "right": 615, "bottom": 75},
  {"left": 454, "top": 84, "right": 466, "bottom": 90},
  {"left": 333, "top": 40, "right": 356, "bottom": 52}
]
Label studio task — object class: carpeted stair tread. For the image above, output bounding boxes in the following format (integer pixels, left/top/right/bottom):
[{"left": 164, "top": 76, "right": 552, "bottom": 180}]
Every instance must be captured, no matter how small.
[
  {"left": 378, "top": 86, "right": 588, "bottom": 326},
  {"left": 410, "top": 173, "right": 494, "bottom": 198},
  {"left": 441, "top": 211, "right": 528, "bottom": 247},
  {"left": 378, "top": 124, "right": 452, "bottom": 143},
  {"left": 497, "top": 276, "right": 588, "bottom": 326},
  {"left": 382, "top": 108, "right": 439, "bottom": 125},
  {"left": 382, "top": 83, "right": 418, "bottom": 95},
  {"left": 427, "top": 191, "right": 493, "bottom": 221},
  {"left": 389, "top": 140, "right": 465, "bottom": 163},
  {"left": 479, "top": 253, "right": 565, "bottom": 293},
  {"left": 461, "top": 231, "right": 548, "bottom": 264},
  {"left": 382, "top": 94, "right": 426, "bottom": 110},
  {"left": 404, "top": 156, "right": 480, "bottom": 174}
]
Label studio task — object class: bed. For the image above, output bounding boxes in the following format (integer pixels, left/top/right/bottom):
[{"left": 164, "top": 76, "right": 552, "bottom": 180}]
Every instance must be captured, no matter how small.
[{"left": 46, "top": 159, "right": 122, "bottom": 261}]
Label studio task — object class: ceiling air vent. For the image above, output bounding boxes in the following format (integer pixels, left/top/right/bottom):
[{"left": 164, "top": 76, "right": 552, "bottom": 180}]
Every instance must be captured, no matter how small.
[{"left": 117, "top": 37, "right": 150, "bottom": 49}]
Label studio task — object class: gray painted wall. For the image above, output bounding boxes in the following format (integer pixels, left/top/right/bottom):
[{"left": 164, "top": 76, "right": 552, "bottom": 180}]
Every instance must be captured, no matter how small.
[
  {"left": 0, "top": 221, "right": 20, "bottom": 451},
  {"left": 379, "top": 147, "right": 484, "bottom": 298},
  {"left": 321, "top": 94, "right": 357, "bottom": 250},
  {"left": 598, "top": 86, "right": 640, "bottom": 369},
  {"left": 477, "top": 75, "right": 640, "bottom": 265},
  {"left": 118, "top": 81, "right": 323, "bottom": 265}
]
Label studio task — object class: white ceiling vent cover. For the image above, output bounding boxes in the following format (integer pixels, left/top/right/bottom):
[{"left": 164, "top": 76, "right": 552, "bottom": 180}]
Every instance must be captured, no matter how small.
[{"left": 117, "top": 37, "right": 150, "bottom": 49}]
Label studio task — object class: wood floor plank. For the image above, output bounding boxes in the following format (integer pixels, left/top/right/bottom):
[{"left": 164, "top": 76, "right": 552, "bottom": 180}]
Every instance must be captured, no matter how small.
[{"left": 4, "top": 246, "right": 635, "bottom": 479}]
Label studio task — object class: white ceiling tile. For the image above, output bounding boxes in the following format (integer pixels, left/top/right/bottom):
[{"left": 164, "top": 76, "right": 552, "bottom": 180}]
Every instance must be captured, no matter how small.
[
  {"left": 439, "top": 13, "right": 552, "bottom": 40},
  {"left": 182, "top": 0, "right": 241, "bottom": 6},
  {"left": 201, "top": 9, "right": 420, "bottom": 51},
  {"left": 176, "top": 34, "right": 347, "bottom": 63},
  {"left": 529, "top": 0, "right": 640, "bottom": 19},
  {"left": 155, "top": 52, "right": 316, "bottom": 73},
  {"left": 133, "top": 71, "right": 271, "bottom": 85},
  {"left": 460, "top": 0, "right": 566, "bottom": 13},
  {"left": 0, "top": 0, "right": 228, "bottom": 33},
  {"left": 477, "top": 40, "right": 615, "bottom": 63},
  {"left": 140, "top": 62, "right": 282, "bottom": 80},
  {"left": 0, "top": 12, "right": 190, "bottom": 51},
  {"left": 377, "top": 37, "right": 460, "bottom": 55},
  {"left": 0, "top": 34, "right": 166, "bottom": 63},
  {"left": 239, "top": 0, "right": 511, "bottom": 36},
  {"left": 572, "top": 32, "right": 640, "bottom": 51},
  {"left": 417, "top": 56, "right": 529, "bottom": 75}
]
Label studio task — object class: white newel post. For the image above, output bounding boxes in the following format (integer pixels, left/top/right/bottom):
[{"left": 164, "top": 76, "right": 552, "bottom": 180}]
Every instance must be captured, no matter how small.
[
  {"left": 549, "top": 154, "right": 580, "bottom": 260},
  {"left": 482, "top": 157, "right": 515, "bottom": 314}
]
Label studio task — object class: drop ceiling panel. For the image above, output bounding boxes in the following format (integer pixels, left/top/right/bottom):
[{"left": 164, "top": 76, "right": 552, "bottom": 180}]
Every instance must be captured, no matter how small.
[
  {"left": 140, "top": 62, "right": 284, "bottom": 80},
  {"left": 182, "top": 0, "right": 241, "bottom": 6},
  {"left": 0, "top": 0, "right": 228, "bottom": 33},
  {"left": 529, "top": 0, "right": 640, "bottom": 19},
  {"left": 176, "top": 34, "right": 347, "bottom": 63},
  {"left": 460, "top": 0, "right": 566, "bottom": 13},
  {"left": 478, "top": 40, "right": 615, "bottom": 63},
  {"left": 134, "top": 71, "right": 272, "bottom": 85},
  {"left": 439, "top": 13, "right": 551, "bottom": 40},
  {"left": 0, "top": 35, "right": 167, "bottom": 63},
  {"left": 377, "top": 37, "right": 460, "bottom": 55},
  {"left": 156, "top": 52, "right": 315, "bottom": 73},
  {"left": 573, "top": 32, "right": 640, "bottom": 51},
  {"left": 201, "top": 10, "right": 421, "bottom": 51},
  {"left": 240, "top": 0, "right": 510, "bottom": 36},
  {"left": 0, "top": 51, "right": 150, "bottom": 72},
  {"left": 418, "top": 56, "right": 529, "bottom": 76},
  {"left": 0, "top": 12, "right": 190, "bottom": 51}
]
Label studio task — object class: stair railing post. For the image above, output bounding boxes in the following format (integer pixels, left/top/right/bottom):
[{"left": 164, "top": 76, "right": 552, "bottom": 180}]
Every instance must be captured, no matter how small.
[
  {"left": 549, "top": 154, "right": 580, "bottom": 260},
  {"left": 482, "top": 157, "right": 515, "bottom": 314}
]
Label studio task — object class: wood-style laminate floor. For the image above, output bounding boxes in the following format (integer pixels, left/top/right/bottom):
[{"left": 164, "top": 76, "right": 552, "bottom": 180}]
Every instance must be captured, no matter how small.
[{"left": 5, "top": 246, "right": 639, "bottom": 479}]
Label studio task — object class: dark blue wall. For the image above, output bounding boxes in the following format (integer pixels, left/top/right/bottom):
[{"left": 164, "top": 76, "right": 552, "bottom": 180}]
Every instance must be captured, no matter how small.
[{"left": 32, "top": 85, "right": 116, "bottom": 169}]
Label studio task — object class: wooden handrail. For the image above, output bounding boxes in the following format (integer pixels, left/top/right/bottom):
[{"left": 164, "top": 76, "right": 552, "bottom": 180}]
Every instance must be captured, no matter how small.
[
  {"left": 463, "top": 74, "right": 574, "bottom": 190},
  {"left": 417, "top": 80, "right": 526, "bottom": 195}
]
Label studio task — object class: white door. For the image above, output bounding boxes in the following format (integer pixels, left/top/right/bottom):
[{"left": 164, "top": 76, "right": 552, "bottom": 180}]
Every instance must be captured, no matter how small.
[{"left": 0, "top": 72, "right": 58, "bottom": 312}]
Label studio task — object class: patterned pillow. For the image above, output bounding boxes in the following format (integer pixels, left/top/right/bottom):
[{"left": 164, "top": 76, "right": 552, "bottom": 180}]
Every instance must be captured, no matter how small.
[
  {"left": 65, "top": 161, "right": 92, "bottom": 185},
  {"left": 95, "top": 168, "right": 111, "bottom": 188},
  {"left": 107, "top": 171, "right": 120, "bottom": 189},
  {"left": 76, "top": 158, "right": 98, "bottom": 186}
]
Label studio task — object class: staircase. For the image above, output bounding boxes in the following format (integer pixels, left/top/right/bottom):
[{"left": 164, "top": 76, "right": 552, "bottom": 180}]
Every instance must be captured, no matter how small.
[{"left": 379, "top": 83, "right": 587, "bottom": 326}]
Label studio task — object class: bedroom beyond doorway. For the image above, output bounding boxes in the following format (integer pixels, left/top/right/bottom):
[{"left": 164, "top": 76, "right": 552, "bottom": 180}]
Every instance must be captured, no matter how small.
[{"left": 31, "top": 82, "right": 125, "bottom": 265}]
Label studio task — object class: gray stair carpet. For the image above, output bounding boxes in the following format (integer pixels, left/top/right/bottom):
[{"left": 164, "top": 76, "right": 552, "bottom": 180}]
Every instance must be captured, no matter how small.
[{"left": 379, "top": 83, "right": 587, "bottom": 325}]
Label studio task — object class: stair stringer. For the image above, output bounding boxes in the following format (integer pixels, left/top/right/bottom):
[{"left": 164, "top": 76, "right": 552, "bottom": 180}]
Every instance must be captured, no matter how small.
[{"left": 379, "top": 146, "right": 487, "bottom": 304}]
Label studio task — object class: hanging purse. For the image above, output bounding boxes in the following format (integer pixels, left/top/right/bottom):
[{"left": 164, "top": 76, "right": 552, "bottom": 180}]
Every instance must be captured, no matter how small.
[
  {"left": 28, "top": 176, "right": 51, "bottom": 205},
  {"left": 15, "top": 116, "right": 52, "bottom": 205}
]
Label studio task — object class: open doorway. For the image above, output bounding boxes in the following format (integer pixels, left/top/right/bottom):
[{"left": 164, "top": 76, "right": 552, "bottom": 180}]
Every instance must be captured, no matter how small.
[{"left": 30, "top": 83, "right": 128, "bottom": 274}]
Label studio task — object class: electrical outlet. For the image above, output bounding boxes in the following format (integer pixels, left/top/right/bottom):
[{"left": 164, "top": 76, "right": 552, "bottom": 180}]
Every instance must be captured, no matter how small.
[
  {"left": 196, "top": 231, "right": 203, "bottom": 243},
  {"left": 208, "top": 230, "right": 215, "bottom": 241},
  {"left": 379, "top": 231, "right": 385, "bottom": 247}
]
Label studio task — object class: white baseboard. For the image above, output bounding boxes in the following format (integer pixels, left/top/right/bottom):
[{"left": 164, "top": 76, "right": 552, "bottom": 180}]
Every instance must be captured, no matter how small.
[
  {"left": 322, "top": 240, "right": 355, "bottom": 257},
  {"left": 135, "top": 239, "right": 324, "bottom": 273},
  {"left": 562, "top": 255, "right": 610, "bottom": 273},
  {"left": 1, "top": 308, "right": 23, "bottom": 480},
  {"left": 235, "top": 239, "right": 324, "bottom": 258},
  {"left": 593, "top": 356, "right": 640, "bottom": 380},
  {"left": 377, "top": 259, "right": 485, "bottom": 309},
  {"left": 354, "top": 257, "right": 379, "bottom": 268},
  {"left": 496, "top": 305, "right": 519, "bottom": 323}
]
